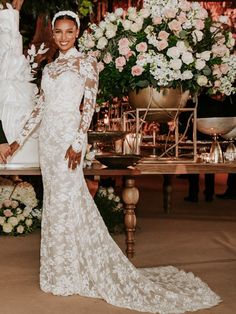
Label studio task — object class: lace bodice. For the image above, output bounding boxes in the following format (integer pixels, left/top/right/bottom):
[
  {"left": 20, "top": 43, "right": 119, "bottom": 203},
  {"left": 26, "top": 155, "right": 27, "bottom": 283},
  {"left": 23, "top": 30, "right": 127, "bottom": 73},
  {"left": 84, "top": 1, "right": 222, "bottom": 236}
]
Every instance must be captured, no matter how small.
[{"left": 16, "top": 47, "right": 98, "bottom": 153}]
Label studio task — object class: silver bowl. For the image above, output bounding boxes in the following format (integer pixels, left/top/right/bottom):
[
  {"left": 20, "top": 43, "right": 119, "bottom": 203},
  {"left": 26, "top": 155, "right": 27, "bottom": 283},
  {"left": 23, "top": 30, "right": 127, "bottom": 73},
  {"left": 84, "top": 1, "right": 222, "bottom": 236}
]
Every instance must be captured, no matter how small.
[
  {"left": 196, "top": 117, "right": 236, "bottom": 136},
  {"left": 222, "top": 126, "right": 236, "bottom": 140}
]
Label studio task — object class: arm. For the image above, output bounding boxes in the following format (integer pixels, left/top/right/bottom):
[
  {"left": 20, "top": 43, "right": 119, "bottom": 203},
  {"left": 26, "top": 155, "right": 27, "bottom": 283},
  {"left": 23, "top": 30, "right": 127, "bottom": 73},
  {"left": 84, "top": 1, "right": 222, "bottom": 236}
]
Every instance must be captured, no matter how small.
[
  {"left": 65, "top": 57, "right": 98, "bottom": 170},
  {"left": 72, "top": 57, "right": 98, "bottom": 153},
  {"left": 10, "top": 91, "right": 45, "bottom": 156}
]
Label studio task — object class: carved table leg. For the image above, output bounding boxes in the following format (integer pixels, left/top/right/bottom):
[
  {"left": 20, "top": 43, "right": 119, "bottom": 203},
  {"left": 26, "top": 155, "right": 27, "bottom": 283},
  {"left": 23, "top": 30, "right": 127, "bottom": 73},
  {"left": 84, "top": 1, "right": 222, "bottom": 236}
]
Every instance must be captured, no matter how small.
[
  {"left": 163, "top": 174, "right": 173, "bottom": 214},
  {"left": 122, "top": 176, "right": 139, "bottom": 259}
]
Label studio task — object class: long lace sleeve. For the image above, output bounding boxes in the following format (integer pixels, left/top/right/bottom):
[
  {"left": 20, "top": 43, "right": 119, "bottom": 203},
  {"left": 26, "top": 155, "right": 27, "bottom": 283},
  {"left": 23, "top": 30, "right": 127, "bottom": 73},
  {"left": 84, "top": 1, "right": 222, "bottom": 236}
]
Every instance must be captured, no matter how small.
[
  {"left": 71, "top": 57, "right": 98, "bottom": 153},
  {"left": 16, "top": 91, "right": 45, "bottom": 146}
]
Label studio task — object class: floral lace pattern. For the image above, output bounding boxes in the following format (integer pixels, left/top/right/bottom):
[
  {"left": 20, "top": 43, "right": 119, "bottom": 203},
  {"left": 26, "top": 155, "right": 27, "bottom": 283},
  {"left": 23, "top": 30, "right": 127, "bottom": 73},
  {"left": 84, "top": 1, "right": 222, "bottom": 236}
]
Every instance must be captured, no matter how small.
[{"left": 16, "top": 47, "right": 220, "bottom": 314}]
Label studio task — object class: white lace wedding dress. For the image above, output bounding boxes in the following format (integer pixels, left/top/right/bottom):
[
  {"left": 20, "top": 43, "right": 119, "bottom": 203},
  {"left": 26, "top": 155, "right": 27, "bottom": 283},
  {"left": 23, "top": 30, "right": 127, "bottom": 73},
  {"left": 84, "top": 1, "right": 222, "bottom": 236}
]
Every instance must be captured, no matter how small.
[{"left": 16, "top": 47, "right": 221, "bottom": 314}]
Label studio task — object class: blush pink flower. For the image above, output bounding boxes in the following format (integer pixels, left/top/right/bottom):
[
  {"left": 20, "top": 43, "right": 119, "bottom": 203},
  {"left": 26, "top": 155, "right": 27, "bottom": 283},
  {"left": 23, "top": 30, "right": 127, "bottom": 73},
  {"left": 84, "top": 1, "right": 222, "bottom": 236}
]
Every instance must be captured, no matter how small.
[
  {"left": 177, "top": 12, "right": 187, "bottom": 24},
  {"left": 214, "top": 80, "right": 221, "bottom": 88},
  {"left": 194, "top": 19, "right": 205, "bottom": 30},
  {"left": 220, "top": 63, "right": 229, "bottom": 74},
  {"left": 115, "top": 56, "right": 126, "bottom": 71},
  {"left": 118, "top": 38, "right": 129, "bottom": 48},
  {"left": 97, "top": 61, "right": 104, "bottom": 72},
  {"left": 125, "top": 50, "right": 134, "bottom": 60},
  {"left": 136, "top": 42, "right": 148, "bottom": 53},
  {"left": 157, "top": 40, "right": 168, "bottom": 51},
  {"left": 3, "top": 209, "right": 13, "bottom": 217},
  {"left": 212, "top": 44, "right": 228, "bottom": 57},
  {"left": 179, "top": 0, "right": 191, "bottom": 12},
  {"left": 168, "top": 20, "right": 182, "bottom": 32},
  {"left": 158, "top": 31, "right": 169, "bottom": 40},
  {"left": 119, "top": 46, "right": 131, "bottom": 56},
  {"left": 131, "top": 65, "right": 144, "bottom": 76},
  {"left": 164, "top": 8, "right": 177, "bottom": 19},
  {"left": 152, "top": 16, "right": 162, "bottom": 25}
]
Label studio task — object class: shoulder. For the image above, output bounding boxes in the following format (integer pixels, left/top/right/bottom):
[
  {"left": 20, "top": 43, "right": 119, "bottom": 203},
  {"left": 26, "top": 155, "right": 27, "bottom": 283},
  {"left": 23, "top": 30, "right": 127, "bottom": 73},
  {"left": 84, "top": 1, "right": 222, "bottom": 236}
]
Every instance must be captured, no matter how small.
[{"left": 79, "top": 53, "right": 98, "bottom": 71}]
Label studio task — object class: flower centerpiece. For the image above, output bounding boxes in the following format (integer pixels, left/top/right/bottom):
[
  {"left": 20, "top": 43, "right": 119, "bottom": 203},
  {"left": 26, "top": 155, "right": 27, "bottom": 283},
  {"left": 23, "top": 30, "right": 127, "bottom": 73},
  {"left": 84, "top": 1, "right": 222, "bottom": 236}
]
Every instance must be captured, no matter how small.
[
  {"left": 0, "top": 177, "right": 42, "bottom": 236},
  {"left": 94, "top": 186, "right": 124, "bottom": 233},
  {"left": 79, "top": 0, "right": 236, "bottom": 105}
]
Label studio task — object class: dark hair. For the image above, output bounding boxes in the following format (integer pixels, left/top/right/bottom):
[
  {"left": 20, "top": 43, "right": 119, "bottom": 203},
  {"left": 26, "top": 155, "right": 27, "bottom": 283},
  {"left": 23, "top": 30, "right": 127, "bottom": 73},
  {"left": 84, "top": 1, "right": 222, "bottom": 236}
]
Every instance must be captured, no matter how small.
[{"left": 54, "top": 15, "right": 79, "bottom": 28}]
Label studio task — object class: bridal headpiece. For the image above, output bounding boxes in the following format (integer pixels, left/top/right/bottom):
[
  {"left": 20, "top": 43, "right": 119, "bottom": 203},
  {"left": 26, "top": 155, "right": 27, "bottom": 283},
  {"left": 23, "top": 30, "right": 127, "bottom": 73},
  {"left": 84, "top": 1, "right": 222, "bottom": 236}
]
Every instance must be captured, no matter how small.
[{"left": 52, "top": 10, "right": 80, "bottom": 29}]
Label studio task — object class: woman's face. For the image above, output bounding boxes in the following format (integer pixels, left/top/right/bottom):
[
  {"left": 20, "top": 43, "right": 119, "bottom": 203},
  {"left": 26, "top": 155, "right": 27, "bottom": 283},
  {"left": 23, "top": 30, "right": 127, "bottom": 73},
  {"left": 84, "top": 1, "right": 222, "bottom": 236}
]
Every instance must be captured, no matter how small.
[{"left": 53, "top": 18, "right": 79, "bottom": 53}]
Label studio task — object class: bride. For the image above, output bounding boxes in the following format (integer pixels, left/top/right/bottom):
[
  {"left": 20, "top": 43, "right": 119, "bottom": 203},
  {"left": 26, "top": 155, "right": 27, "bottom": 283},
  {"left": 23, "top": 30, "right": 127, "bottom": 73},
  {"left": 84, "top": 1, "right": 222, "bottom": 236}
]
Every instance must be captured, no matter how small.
[{"left": 10, "top": 10, "right": 221, "bottom": 314}]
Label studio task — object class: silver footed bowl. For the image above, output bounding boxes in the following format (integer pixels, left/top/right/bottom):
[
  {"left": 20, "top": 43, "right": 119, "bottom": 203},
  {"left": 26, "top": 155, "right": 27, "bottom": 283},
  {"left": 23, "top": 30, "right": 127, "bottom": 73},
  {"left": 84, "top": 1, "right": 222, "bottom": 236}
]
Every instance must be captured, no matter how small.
[
  {"left": 196, "top": 117, "right": 236, "bottom": 136},
  {"left": 88, "top": 131, "right": 129, "bottom": 144},
  {"left": 222, "top": 126, "right": 236, "bottom": 139}
]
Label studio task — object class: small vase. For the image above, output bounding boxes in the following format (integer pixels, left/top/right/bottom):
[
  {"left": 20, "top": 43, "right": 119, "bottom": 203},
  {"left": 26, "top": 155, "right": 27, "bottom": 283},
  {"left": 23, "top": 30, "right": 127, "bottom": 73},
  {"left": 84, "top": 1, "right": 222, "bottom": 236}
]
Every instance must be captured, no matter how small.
[{"left": 128, "top": 86, "right": 190, "bottom": 122}]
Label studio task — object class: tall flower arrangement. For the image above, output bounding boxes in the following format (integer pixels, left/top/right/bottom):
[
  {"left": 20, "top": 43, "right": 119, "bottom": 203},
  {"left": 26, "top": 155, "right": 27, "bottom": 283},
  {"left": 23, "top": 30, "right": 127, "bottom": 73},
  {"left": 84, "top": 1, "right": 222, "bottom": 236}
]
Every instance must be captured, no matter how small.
[{"left": 79, "top": 0, "right": 236, "bottom": 104}]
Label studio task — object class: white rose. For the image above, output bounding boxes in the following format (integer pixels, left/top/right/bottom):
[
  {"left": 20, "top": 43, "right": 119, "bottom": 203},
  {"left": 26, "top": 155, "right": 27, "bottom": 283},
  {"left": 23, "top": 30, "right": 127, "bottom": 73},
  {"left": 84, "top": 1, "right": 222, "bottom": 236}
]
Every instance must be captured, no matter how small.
[
  {"left": 99, "top": 21, "right": 106, "bottom": 29},
  {"left": 176, "top": 41, "right": 188, "bottom": 52},
  {"left": 8, "top": 217, "right": 18, "bottom": 227},
  {"left": 195, "top": 59, "right": 206, "bottom": 70},
  {"left": 25, "top": 218, "right": 33, "bottom": 227},
  {"left": 108, "top": 13, "right": 116, "bottom": 22},
  {"left": 105, "top": 29, "right": 117, "bottom": 39},
  {"left": 169, "top": 59, "right": 182, "bottom": 70},
  {"left": 182, "top": 51, "right": 194, "bottom": 65},
  {"left": 11, "top": 200, "right": 19, "bottom": 208},
  {"left": 192, "top": 30, "right": 203, "bottom": 43},
  {"left": 108, "top": 194, "right": 113, "bottom": 200},
  {"left": 123, "top": 20, "right": 132, "bottom": 31},
  {"left": 94, "top": 28, "right": 103, "bottom": 39},
  {"left": 17, "top": 225, "right": 24, "bottom": 234},
  {"left": 2, "top": 222, "right": 13, "bottom": 233},
  {"left": 182, "top": 70, "right": 193, "bottom": 80},
  {"left": 114, "top": 196, "right": 120, "bottom": 202},
  {"left": 139, "top": 8, "right": 150, "bottom": 18},
  {"left": 23, "top": 207, "right": 31, "bottom": 217},
  {"left": 115, "top": 8, "right": 124, "bottom": 17},
  {"left": 130, "top": 23, "right": 143, "bottom": 33},
  {"left": 167, "top": 47, "right": 180, "bottom": 59},
  {"left": 0, "top": 216, "right": 6, "bottom": 225},
  {"left": 17, "top": 214, "right": 25, "bottom": 222},
  {"left": 16, "top": 207, "right": 22, "bottom": 214},
  {"left": 219, "top": 15, "right": 228, "bottom": 24},
  {"left": 107, "top": 187, "right": 114, "bottom": 194},
  {"left": 199, "top": 51, "right": 211, "bottom": 61},
  {"left": 97, "top": 37, "right": 108, "bottom": 49},
  {"left": 197, "top": 75, "right": 208, "bottom": 86}
]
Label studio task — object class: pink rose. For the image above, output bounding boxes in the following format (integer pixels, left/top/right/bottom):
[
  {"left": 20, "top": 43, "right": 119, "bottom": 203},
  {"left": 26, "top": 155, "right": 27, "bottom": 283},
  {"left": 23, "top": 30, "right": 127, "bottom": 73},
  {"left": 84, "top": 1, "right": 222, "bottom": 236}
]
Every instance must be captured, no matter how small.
[
  {"left": 152, "top": 17, "right": 162, "bottom": 25},
  {"left": 3, "top": 200, "right": 12, "bottom": 207},
  {"left": 125, "top": 50, "right": 134, "bottom": 60},
  {"left": 194, "top": 19, "right": 205, "bottom": 30},
  {"left": 164, "top": 8, "right": 177, "bottom": 19},
  {"left": 115, "top": 56, "right": 126, "bottom": 71},
  {"left": 118, "top": 38, "right": 130, "bottom": 48},
  {"left": 179, "top": 0, "right": 191, "bottom": 12},
  {"left": 131, "top": 65, "right": 144, "bottom": 76},
  {"left": 3, "top": 209, "right": 13, "bottom": 217},
  {"left": 213, "top": 65, "right": 221, "bottom": 78},
  {"left": 157, "top": 40, "right": 168, "bottom": 51},
  {"left": 196, "top": 8, "right": 208, "bottom": 20},
  {"left": 97, "top": 61, "right": 104, "bottom": 72},
  {"left": 136, "top": 42, "right": 148, "bottom": 53},
  {"left": 119, "top": 46, "right": 131, "bottom": 56},
  {"left": 220, "top": 63, "right": 229, "bottom": 74},
  {"left": 177, "top": 12, "right": 187, "bottom": 24},
  {"left": 103, "top": 53, "right": 112, "bottom": 64},
  {"left": 212, "top": 44, "right": 228, "bottom": 57},
  {"left": 168, "top": 20, "right": 182, "bottom": 32},
  {"left": 158, "top": 31, "right": 169, "bottom": 40}
]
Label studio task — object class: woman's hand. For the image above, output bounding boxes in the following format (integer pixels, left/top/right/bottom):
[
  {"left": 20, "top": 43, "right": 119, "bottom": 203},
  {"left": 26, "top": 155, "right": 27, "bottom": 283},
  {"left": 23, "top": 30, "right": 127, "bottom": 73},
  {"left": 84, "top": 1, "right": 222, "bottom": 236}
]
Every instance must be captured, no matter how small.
[
  {"left": 10, "top": 141, "right": 20, "bottom": 156},
  {"left": 65, "top": 146, "right": 82, "bottom": 170},
  {"left": 0, "top": 143, "right": 11, "bottom": 163}
]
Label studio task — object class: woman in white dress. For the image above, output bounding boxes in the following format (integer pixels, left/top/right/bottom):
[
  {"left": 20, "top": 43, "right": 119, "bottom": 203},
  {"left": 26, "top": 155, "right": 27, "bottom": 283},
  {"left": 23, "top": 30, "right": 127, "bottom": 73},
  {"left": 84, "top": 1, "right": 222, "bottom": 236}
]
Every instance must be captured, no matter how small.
[{"left": 10, "top": 11, "right": 221, "bottom": 314}]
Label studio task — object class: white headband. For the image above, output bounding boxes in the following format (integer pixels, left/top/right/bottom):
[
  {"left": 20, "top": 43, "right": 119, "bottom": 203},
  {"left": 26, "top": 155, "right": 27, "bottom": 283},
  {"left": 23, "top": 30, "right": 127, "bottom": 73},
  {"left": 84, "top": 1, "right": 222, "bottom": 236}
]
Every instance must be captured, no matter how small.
[{"left": 52, "top": 10, "right": 80, "bottom": 29}]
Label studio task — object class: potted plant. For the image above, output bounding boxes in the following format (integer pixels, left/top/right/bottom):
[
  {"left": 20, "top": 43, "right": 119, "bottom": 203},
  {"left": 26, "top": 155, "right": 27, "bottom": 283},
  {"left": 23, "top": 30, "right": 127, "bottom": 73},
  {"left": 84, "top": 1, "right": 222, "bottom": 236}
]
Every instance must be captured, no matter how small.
[{"left": 79, "top": 0, "right": 236, "bottom": 113}]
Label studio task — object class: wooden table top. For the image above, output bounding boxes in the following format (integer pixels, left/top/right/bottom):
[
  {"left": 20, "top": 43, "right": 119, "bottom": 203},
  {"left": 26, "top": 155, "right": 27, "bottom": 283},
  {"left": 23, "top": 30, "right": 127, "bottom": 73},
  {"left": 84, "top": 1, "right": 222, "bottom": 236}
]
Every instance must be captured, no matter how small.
[{"left": 1, "top": 160, "right": 236, "bottom": 176}]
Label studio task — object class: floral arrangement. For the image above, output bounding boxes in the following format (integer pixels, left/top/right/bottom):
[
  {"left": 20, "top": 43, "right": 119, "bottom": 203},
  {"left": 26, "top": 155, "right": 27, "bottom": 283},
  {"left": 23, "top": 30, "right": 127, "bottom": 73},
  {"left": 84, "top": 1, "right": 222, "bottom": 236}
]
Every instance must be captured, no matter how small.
[
  {"left": 94, "top": 186, "right": 124, "bottom": 233},
  {"left": 79, "top": 0, "right": 236, "bottom": 104},
  {"left": 0, "top": 177, "right": 42, "bottom": 236}
]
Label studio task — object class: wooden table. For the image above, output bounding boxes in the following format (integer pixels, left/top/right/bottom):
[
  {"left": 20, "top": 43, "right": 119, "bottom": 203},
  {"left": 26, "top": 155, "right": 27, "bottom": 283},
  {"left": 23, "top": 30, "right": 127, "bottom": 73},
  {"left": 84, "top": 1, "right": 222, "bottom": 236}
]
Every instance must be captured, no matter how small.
[{"left": 1, "top": 161, "right": 236, "bottom": 258}]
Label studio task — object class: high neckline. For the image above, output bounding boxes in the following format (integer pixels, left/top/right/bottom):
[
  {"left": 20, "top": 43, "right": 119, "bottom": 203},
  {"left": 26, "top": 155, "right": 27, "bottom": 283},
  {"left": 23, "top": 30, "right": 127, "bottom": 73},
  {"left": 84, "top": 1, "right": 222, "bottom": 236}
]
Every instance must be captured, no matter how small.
[{"left": 58, "top": 47, "right": 81, "bottom": 60}]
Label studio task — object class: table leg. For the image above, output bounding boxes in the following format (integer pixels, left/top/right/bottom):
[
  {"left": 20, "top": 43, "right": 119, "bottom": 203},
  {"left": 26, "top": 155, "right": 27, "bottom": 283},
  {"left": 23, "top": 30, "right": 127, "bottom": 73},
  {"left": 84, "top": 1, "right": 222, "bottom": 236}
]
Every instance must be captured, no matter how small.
[
  {"left": 122, "top": 176, "right": 139, "bottom": 259},
  {"left": 163, "top": 174, "right": 173, "bottom": 214}
]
